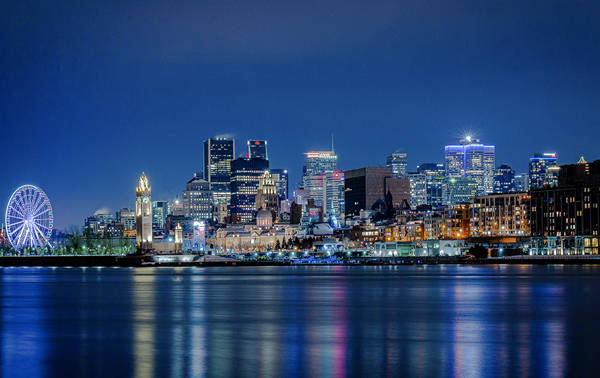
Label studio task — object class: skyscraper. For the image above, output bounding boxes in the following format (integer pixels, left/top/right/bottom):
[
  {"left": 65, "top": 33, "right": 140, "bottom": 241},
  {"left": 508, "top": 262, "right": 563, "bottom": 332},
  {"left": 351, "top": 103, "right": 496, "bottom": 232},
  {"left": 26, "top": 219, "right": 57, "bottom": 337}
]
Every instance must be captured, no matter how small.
[
  {"left": 204, "top": 137, "right": 235, "bottom": 207},
  {"left": 417, "top": 163, "right": 445, "bottom": 207},
  {"left": 302, "top": 150, "right": 339, "bottom": 221},
  {"left": 344, "top": 167, "right": 409, "bottom": 217},
  {"left": 514, "top": 173, "right": 530, "bottom": 192},
  {"left": 246, "top": 140, "right": 268, "bottom": 160},
  {"left": 529, "top": 153, "right": 559, "bottom": 189},
  {"left": 182, "top": 173, "right": 213, "bottom": 221},
  {"left": 230, "top": 158, "right": 269, "bottom": 223},
  {"left": 386, "top": 151, "right": 408, "bottom": 177},
  {"left": 270, "top": 169, "right": 289, "bottom": 200},
  {"left": 152, "top": 200, "right": 169, "bottom": 231},
  {"left": 444, "top": 136, "right": 495, "bottom": 194},
  {"left": 444, "top": 177, "right": 478, "bottom": 205},
  {"left": 493, "top": 164, "right": 515, "bottom": 193},
  {"left": 407, "top": 172, "right": 427, "bottom": 208}
]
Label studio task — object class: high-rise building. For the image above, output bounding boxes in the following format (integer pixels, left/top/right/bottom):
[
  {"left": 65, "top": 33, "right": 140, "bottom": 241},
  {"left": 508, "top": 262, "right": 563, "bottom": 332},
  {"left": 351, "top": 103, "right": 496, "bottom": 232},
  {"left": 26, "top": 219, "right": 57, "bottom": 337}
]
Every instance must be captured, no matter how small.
[
  {"left": 136, "top": 172, "right": 152, "bottom": 251},
  {"left": 514, "top": 173, "right": 530, "bottom": 192},
  {"left": 529, "top": 153, "right": 559, "bottom": 189},
  {"left": 444, "top": 177, "right": 478, "bottom": 205},
  {"left": 493, "top": 164, "right": 515, "bottom": 193},
  {"left": 270, "top": 168, "right": 289, "bottom": 200},
  {"left": 302, "top": 150, "right": 340, "bottom": 221},
  {"left": 344, "top": 167, "right": 409, "bottom": 217},
  {"left": 116, "top": 208, "right": 136, "bottom": 231},
  {"left": 152, "top": 200, "right": 169, "bottom": 231},
  {"left": 445, "top": 136, "right": 495, "bottom": 194},
  {"left": 246, "top": 140, "right": 268, "bottom": 161},
  {"left": 530, "top": 158, "right": 600, "bottom": 255},
  {"left": 255, "top": 171, "right": 279, "bottom": 216},
  {"left": 230, "top": 158, "right": 269, "bottom": 223},
  {"left": 386, "top": 151, "right": 408, "bottom": 177},
  {"left": 204, "top": 137, "right": 235, "bottom": 207},
  {"left": 417, "top": 163, "right": 445, "bottom": 207},
  {"left": 182, "top": 173, "right": 213, "bottom": 221},
  {"left": 303, "top": 151, "right": 337, "bottom": 178},
  {"left": 407, "top": 172, "right": 427, "bottom": 208}
]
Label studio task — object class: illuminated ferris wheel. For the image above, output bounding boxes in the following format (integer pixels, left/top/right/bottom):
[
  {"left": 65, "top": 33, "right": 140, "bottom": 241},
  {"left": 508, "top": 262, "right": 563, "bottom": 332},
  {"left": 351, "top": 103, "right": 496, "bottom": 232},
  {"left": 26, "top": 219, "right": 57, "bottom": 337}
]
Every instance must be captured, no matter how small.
[{"left": 5, "top": 185, "right": 53, "bottom": 250}]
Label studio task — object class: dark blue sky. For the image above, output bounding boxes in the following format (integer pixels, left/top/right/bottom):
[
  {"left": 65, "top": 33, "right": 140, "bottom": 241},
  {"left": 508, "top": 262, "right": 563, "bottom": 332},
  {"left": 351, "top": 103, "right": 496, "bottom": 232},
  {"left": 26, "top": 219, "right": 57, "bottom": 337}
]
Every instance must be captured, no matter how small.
[{"left": 2, "top": 0, "right": 599, "bottom": 230}]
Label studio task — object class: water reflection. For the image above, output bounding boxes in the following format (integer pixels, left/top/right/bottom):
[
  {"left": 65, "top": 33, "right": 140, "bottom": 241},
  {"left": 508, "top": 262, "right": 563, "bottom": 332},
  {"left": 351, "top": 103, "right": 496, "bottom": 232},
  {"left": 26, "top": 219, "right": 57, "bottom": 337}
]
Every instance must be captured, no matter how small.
[{"left": 2, "top": 265, "right": 600, "bottom": 376}]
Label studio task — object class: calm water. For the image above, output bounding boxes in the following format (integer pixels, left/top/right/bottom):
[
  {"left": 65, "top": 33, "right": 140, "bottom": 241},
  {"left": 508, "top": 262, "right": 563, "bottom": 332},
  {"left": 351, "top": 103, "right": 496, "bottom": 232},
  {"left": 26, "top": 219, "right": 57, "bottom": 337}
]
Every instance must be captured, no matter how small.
[{"left": 2, "top": 265, "right": 600, "bottom": 377}]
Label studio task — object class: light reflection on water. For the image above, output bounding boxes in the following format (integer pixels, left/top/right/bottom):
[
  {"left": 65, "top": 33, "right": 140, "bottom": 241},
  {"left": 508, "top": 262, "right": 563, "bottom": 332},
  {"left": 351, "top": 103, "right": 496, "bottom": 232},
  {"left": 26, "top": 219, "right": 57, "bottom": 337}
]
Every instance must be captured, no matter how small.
[{"left": 1, "top": 265, "right": 600, "bottom": 377}]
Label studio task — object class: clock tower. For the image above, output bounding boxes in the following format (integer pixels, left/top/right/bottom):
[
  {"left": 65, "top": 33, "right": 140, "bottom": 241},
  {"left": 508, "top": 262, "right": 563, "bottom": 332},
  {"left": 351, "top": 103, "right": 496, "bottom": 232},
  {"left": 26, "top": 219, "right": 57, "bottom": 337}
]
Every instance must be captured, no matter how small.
[{"left": 136, "top": 172, "right": 153, "bottom": 252}]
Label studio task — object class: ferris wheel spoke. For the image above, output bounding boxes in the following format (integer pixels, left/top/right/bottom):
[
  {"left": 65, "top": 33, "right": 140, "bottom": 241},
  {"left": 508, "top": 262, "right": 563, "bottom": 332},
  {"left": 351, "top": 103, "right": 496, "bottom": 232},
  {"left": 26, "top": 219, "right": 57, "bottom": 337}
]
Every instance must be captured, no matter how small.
[
  {"left": 33, "top": 208, "right": 51, "bottom": 219},
  {"left": 13, "top": 196, "right": 27, "bottom": 214},
  {"left": 7, "top": 219, "right": 25, "bottom": 228},
  {"left": 14, "top": 225, "right": 26, "bottom": 247},
  {"left": 30, "top": 194, "right": 44, "bottom": 215},
  {"left": 9, "top": 223, "right": 25, "bottom": 241},
  {"left": 32, "top": 225, "right": 46, "bottom": 247},
  {"left": 7, "top": 206, "right": 25, "bottom": 218}
]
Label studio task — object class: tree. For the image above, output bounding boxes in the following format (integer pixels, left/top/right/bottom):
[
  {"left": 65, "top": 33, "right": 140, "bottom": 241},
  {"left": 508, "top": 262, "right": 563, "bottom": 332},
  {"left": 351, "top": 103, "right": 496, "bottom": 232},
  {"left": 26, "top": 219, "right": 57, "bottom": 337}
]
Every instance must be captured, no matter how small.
[{"left": 274, "top": 239, "right": 281, "bottom": 251}]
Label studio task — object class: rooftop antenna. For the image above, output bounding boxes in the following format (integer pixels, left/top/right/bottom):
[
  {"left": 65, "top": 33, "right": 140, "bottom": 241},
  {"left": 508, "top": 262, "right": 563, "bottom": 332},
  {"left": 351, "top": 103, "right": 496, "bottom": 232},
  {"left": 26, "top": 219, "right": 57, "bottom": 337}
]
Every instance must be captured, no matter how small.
[{"left": 331, "top": 133, "right": 334, "bottom": 153}]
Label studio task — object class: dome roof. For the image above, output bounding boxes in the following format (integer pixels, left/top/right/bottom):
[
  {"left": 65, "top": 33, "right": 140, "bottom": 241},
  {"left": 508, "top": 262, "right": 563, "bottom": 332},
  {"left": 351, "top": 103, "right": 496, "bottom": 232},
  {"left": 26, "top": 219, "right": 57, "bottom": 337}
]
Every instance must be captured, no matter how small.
[{"left": 257, "top": 208, "right": 271, "bottom": 219}]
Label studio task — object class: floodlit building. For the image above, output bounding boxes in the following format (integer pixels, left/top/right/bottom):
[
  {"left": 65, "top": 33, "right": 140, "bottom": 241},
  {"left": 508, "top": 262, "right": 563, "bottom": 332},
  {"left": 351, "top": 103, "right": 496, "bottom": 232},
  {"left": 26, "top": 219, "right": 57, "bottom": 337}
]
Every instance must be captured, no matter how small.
[
  {"left": 442, "top": 204, "right": 470, "bottom": 239},
  {"left": 493, "top": 164, "right": 515, "bottom": 193},
  {"left": 386, "top": 151, "right": 408, "bottom": 177},
  {"left": 529, "top": 152, "right": 559, "bottom": 189},
  {"left": 470, "top": 192, "right": 530, "bottom": 237},
  {"left": 530, "top": 158, "right": 600, "bottom": 255},
  {"left": 230, "top": 158, "right": 269, "bottom": 224},
  {"left": 117, "top": 208, "right": 136, "bottom": 231},
  {"left": 407, "top": 172, "right": 427, "bottom": 208},
  {"left": 255, "top": 171, "right": 280, "bottom": 217},
  {"left": 270, "top": 168, "right": 289, "bottom": 200},
  {"left": 136, "top": 172, "right": 153, "bottom": 251},
  {"left": 444, "top": 177, "right": 478, "bottom": 205},
  {"left": 246, "top": 140, "right": 268, "bottom": 160},
  {"left": 445, "top": 136, "right": 495, "bottom": 194},
  {"left": 182, "top": 173, "right": 213, "bottom": 221},
  {"left": 152, "top": 200, "right": 169, "bottom": 231},
  {"left": 204, "top": 137, "right": 235, "bottom": 208},
  {"left": 417, "top": 163, "right": 445, "bottom": 207}
]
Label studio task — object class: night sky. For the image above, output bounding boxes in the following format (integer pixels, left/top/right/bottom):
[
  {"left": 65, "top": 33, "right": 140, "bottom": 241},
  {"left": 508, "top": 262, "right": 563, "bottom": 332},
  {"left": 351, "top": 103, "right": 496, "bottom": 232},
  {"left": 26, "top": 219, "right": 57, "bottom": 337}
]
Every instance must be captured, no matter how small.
[{"left": 2, "top": 0, "right": 599, "bottom": 230}]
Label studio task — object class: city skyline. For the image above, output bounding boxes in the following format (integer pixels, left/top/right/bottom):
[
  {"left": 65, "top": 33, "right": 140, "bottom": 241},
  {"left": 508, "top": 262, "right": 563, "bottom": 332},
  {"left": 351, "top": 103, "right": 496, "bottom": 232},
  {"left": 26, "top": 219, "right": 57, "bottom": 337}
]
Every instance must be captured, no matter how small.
[{"left": 3, "top": 1, "right": 599, "bottom": 230}]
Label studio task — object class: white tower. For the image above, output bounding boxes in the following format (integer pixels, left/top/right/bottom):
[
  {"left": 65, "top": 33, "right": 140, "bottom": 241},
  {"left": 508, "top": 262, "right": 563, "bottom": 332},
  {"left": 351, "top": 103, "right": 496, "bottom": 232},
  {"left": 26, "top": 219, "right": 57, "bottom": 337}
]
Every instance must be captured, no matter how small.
[{"left": 136, "top": 172, "right": 153, "bottom": 252}]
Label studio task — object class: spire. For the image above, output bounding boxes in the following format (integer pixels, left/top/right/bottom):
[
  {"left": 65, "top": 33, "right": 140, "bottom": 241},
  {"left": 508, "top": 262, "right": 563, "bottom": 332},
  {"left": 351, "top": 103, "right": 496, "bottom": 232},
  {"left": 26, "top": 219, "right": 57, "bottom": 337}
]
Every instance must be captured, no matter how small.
[{"left": 578, "top": 156, "right": 587, "bottom": 164}]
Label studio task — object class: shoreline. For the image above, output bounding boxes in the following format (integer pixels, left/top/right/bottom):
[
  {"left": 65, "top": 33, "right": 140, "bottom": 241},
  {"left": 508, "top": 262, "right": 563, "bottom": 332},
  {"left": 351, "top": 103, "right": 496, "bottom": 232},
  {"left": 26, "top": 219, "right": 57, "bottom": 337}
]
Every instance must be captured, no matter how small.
[{"left": 1, "top": 255, "right": 600, "bottom": 267}]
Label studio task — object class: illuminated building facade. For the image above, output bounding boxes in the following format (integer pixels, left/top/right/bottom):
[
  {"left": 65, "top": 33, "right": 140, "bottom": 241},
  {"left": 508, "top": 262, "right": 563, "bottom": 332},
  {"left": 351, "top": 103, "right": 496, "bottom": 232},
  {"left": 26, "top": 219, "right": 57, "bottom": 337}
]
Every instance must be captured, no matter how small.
[
  {"left": 493, "top": 164, "right": 515, "bottom": 193},
  {"left": 136, "top": 172, "right": 153, "bottom": 251},
  {"left": 443, "top": 204, "right": 470, "bottom": 239},
  {"left": 151, "top": 200, "right": 168, "bottom": 231},
  {"left": 204, "top": 137, "right": 235, "bottom": 207},
  {"left": 445, "top": 137, "right": 495, "bottom": 194},
  {"left": 530, "top": 159, "right": 600, "bottom": 255},
  {"left": 270, "top": 168, "right": 289, "bottom": 200},
  {"left": 182, "top": 173, "right": 213, "bottom": 221},
  {"left": 417, "top": 163, "right": 445, "bottom": 207},
  {"left": 230, "top": 158, "right": 269, "bottom": 223},
  {"left": 470, "top": 192, "right": 530, "bottom": 237},
  {"left": 386, "top": 151, "right": 408, "bottom": 177},
  {"left": 255, "top": 171, "right": 279, "bottom": 216},
  {"left": 117, "top": 208, "right": 136, "bottom": 231},
  {"left": 407, "top": 172, "right": 427, "bottom": 208},
  {"left": 529, "top": 152, "right": 559, "bottom": 189},
  {"left": 514, "top": 173, "right": 530, "bottom": 192},
  {"left": 303, "top": 151, "right": 337, "bottom": 178},
  {"left": 445, "top": 177, "right": 478, "bottom": 205},
  {"left": 246, "top": 140, "right": 268, "bottom": 160}
]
